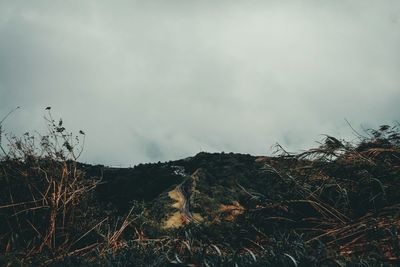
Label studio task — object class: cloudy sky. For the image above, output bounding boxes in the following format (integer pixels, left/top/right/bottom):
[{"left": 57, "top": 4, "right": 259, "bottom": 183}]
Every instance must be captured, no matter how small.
[{"left": 0, "top": 1, "right": 399, "bottom": 165}]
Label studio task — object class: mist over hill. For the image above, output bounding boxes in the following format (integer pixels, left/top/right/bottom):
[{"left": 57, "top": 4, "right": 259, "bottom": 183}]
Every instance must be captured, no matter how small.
[
  {"left": 1, "top": 1, "right": 399, "bottom": 265},
  {"left": 1, "top": 1, "right": 399, "bottom": 165}
]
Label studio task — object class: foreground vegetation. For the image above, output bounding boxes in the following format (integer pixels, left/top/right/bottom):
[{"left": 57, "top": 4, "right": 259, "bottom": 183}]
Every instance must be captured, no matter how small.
[{"left": 0, "top": 111, "right": 399, "bottom": 266}]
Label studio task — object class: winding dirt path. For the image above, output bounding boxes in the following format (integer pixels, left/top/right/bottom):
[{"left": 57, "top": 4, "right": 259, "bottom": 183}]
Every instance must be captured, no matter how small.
[{"left": 163, "top": 173, "right": 202, "bottom": 229}]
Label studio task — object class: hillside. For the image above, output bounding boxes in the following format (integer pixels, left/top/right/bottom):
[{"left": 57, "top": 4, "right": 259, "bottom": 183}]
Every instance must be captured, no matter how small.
[{"left": 0, "top": 123, "right": 400, "bottom": 266}]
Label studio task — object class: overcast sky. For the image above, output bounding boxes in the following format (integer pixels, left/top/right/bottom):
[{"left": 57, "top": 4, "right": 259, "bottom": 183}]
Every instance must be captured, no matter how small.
[{"left": 0, "top": 1, "right": 399, "bottom": 165}]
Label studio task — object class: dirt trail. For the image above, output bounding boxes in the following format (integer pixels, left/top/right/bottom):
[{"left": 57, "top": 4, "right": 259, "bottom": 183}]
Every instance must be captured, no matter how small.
[{"left": 163, "top": 171, "right": 202, "bottom": 229}]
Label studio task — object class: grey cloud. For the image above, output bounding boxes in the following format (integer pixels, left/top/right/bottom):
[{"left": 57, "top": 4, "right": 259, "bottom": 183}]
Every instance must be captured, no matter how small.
[{"left": 0, "top": 0, "right": 399, "bottom": 165}]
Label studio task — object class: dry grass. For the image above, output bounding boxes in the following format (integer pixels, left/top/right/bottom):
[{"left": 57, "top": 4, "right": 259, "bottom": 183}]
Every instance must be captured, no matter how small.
[
  {"left": 1, "top": 111, "right": 399, "bottom": 266},
  {"left": 218, "top": 201, "right": 245, "bottom": 221}
]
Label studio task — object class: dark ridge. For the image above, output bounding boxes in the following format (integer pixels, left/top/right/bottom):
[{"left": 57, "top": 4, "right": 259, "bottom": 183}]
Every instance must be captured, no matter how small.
[{"left": 1, "top": 123, "right": 400, "bottom": 266}]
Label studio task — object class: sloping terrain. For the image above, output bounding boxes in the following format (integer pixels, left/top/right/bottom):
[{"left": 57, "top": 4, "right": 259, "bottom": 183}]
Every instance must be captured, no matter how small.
[{"left": 0, "top": 124, "right": 400, "bottom": 266}]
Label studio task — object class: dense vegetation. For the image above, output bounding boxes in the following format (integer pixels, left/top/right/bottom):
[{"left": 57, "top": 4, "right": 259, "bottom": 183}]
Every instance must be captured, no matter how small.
[{"left": 0, "top": 111, "right": 399, "bottom": 266}]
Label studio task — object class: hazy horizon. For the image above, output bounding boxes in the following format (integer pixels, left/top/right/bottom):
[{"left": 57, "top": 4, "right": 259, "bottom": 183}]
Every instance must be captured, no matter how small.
[{"left": 1, "top": 1, "right": 399, "bottom": 166}]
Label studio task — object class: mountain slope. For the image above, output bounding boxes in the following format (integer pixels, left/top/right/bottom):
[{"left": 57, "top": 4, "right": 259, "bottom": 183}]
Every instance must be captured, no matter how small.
[{"left": 1, "top": 125, "right": 400, "bottom": 266}]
